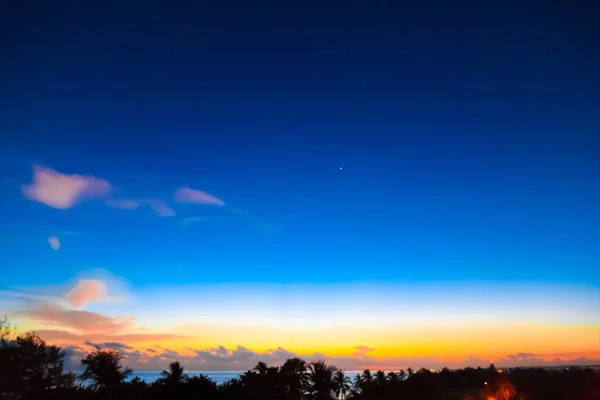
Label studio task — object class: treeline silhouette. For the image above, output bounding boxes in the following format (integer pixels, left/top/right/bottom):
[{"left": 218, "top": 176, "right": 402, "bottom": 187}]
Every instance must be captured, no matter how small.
[{"left": 1, "top": 321, "right": 599, "bottom": 400}]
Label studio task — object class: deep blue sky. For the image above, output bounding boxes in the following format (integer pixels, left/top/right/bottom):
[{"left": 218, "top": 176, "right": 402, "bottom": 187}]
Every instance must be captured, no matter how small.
[{"left": 1, "top": 0, "right": 599, "bottom": 287}]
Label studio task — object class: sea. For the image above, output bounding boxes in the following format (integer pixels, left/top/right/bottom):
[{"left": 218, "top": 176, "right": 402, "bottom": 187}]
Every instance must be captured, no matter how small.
[
  {"left": 129, "top": 371, "right": 245, "bottom": 384},
  {"left": 126, "top": 370, "right": 363, "bottom": 384}
]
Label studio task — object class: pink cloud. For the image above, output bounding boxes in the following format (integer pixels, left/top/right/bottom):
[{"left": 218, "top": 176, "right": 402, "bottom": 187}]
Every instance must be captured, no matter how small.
[
  {"left": 65, "top": 279, "right": 108, "bottom": 307},
  {"left": 352, "top": 345, "right": 374, "bottom": 357},
  {"left": 174, "top": 186, "right": 225, "bottom": 206},
  {"left": 23, "top": 303, "right": 134, "bottom": 334},
  {"left": 48, "top": 236, "right": 60, "bottom": 250},
  {"left": 22, "top": 165, "right": 111, "bottom": 209},
  {"left": 21, "top": 165, "right": 175, "bottom": 217},
  {"left": 35, "top": 329, "right": 182, "bottom": 345}
]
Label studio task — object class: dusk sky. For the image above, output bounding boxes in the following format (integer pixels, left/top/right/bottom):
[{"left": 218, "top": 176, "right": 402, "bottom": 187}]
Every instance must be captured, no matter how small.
[{"left": 1, "top": 1, "right": 599, "bottom": 371}]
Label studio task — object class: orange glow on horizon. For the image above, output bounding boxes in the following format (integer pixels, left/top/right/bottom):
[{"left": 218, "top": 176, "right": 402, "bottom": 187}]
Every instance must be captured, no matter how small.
[{"left": 14, "top": 313, "right": 599, "bottom": 366}]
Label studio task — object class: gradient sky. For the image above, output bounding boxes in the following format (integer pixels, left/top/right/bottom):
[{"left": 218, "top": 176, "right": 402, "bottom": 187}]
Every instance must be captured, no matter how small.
[{"left": 1, "top": 1, "right": 599, "bottom": 370}]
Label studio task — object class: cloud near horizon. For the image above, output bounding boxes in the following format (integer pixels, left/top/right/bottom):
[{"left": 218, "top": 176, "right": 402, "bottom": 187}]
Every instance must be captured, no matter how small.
[
  {"left": 34, "top": 329, "right": 184, "bottom": 345},
  {"left": 3, "top": 275, "right": 186, "bottom": 346},
  {"left": 4, "top": 274, "right": 599, "bottom": 372},
  {"left": 10, "top": 298, "right": 600, "bottom": 371},
  {"left": 57, "top": 341, "right": 600, "bottom": 372},
  {"left": 84, "top": 340, "right": 133, "bottom": 350},
  {"left": 20, "top": 303, "right": 136, "bottom": 334}
]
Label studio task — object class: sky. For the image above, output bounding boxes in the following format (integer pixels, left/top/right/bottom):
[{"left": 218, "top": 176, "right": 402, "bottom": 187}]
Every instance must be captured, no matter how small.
[{"left": 1, "top": 0, "right": 599, "bottom": 371}]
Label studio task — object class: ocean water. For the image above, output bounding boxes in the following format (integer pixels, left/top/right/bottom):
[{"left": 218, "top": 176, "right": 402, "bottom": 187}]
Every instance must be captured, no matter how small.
[
  {"left": 128, "top": 370, "right": 364, "bottom": 384},
  {"left": 130, "top": 371, "right": 247, "bottom": 384}
]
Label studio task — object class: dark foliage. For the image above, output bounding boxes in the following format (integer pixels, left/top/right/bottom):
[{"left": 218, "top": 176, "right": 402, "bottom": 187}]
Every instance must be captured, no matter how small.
[
  {"left": 0, "top": 318, "right": 75, "bottom": 400},
  {"left": 80, "top": 348, "right": 132, "bottom": 390}
]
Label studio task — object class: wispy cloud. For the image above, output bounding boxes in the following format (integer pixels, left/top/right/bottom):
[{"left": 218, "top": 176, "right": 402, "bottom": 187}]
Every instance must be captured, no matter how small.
[
  {"left": 0, "top": 273, "right": 125, "bottom": 309},
  {"left": 145, "top": 199, "right": 176, "bottom": 217},
  {"left": 174, "top": 186, "right": 225, "bottom": 206},
  {"left": 22, "top": 165, "right": 110, "bottom": 209},
  {"left": 35, "top": 329, "right": 184, "bottom": 345},
  {"left": 84, "top": 341, "right": 133, "bottom": 351},
  {"left": 228, "top": 205, "right": 281, "bottom": 233},
  {"left": 20, "top": 165, "right": 175, "bottom": 217},
  {"left": 182, "top": 217, "right": 202, "bottom": 225},
  {"left": 105, "top": 198, "right": 175, "bottom": 217},
  {"left": 2, "top": 274, "right": 184, "bottom": 346},
  {"left": 48, "top": 236, "right": 60, "bottom": 250},
  {"left": 19, "top": 166, "right": 278, "bottom": 227},
  {"left": 179, "top": 216, "right": 224, "bottom": 227},
  {"left": 19, "top": 303, "right": 135, "bottom": 334}
]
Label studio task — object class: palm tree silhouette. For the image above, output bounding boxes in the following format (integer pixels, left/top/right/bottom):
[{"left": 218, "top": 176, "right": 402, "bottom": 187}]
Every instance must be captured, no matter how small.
[
  {"left": 307, "top": 361, "right": 336, "bottom": 400},
  {"left": 398, "top": 369, "right": 406, "bottom": 380},
  {"left": 332, "top": 369, "right": 352, "bottom": 400},
  {"left": 387, "top": 371, "right": 400, "bottom": 383},
  {"left": 160, "top": 361, "right": 188, "bottom": 385},
  {"left": 281, "top": 358, "right": 307, "bottom": 400},
  {"left": 374, "top": 370, "right": 387, "bottom": 385},
  {"left": 253, "top": 361, "right": 269, "bottom": 375},
  {"left": 361, "top": 369, "right": 372, "bottom": 383},
  {"left": 281, "top": 357, "right": 306, "bottom": 375},
  {"left": 352, "top": 373, "right": 362, "bottom": 392}
]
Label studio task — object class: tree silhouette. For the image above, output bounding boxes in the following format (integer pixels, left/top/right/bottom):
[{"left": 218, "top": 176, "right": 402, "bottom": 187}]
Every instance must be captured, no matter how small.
[
  {"left": 129, "top": 376, "right": 148, "bottom": 388},
  {"left": 307, "top": 361, "right": 337, "bottom": 400},
  {"left": 353, "top": 373, "right": 363, "bottom": 394},
  {"left": 187, "top": 374, "right": 218, "bottom": 398},
  {"left": 361, "top": 369, "right": 373, "bottom": 383},
  {"left": 253, "top": 361, "right": 269, "bottom": 375},
  {"left": 281, "top": 357, "right": 307, "bottom": 375},
  {"left": 281, "top": 357, "right": 307, "bottom": 400},
  {"left": 80, "top": 347, "right": 132, "bottom": 390},
  {"left": 374, "top": 370, "right": 387, "bottom": 385},
  {"left": 0, "top": 328, "right": 75, "bottom": 398},
  {"left": 333, "top": 369, "right": 352, "bottom": 400},
  {"left": 0, "top": 316, "right": 12, "bottom": 342},
  {"left": 160, "top": 361, "right": 188, "bottom": 384}
]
